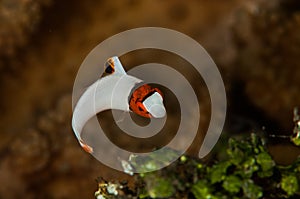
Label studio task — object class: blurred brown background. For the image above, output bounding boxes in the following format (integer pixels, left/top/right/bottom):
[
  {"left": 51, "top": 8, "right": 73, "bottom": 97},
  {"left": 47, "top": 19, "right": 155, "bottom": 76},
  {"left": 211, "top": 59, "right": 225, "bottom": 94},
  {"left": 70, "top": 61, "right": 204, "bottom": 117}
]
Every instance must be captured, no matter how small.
[{"left": 0, "top": 0, "right": 300, "bottom": 198}]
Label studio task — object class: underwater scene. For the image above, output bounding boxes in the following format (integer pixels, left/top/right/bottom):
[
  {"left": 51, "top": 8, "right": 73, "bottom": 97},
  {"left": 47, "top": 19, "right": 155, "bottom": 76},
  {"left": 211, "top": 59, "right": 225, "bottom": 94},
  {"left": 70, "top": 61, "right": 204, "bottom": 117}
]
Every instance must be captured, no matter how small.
[{"left": 0, "top": 0, "right": 300, "bottom": 198}]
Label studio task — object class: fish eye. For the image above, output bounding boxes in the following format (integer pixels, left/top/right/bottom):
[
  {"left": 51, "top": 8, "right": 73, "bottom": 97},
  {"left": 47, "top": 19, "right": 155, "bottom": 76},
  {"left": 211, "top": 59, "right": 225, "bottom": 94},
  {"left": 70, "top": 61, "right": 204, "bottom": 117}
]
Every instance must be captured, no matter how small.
[
  {"left": 104, "top": 59, "right": 115, "bottom": 74},
  {"left": 105, "top": 64, "right": 114, "bottom": 74}
]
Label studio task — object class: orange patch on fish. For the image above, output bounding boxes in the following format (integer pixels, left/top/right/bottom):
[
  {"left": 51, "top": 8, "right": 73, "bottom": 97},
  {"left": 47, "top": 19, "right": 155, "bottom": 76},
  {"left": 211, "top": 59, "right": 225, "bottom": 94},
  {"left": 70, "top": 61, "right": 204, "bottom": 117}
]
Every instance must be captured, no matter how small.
[{"left": 129, "top": 84, "right": 163, "bottom": 118}]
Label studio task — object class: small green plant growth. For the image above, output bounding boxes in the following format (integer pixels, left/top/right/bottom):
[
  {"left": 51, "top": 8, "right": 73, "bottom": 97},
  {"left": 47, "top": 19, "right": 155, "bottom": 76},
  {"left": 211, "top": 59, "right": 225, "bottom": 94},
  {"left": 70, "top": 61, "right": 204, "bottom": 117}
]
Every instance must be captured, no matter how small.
[
  {"left": 291, "top": 107, "right": 300, "bottom": 146},
  {"left": 95, "top": 108, "right": 300, "bottom": 198}
]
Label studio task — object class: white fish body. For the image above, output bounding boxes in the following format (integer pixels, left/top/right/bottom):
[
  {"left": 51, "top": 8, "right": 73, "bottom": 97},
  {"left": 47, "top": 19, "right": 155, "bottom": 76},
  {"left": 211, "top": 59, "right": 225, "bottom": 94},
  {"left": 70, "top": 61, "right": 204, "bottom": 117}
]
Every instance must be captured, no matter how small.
[{"left": 72, "top": 56, "right": 165, "bottom": 153}]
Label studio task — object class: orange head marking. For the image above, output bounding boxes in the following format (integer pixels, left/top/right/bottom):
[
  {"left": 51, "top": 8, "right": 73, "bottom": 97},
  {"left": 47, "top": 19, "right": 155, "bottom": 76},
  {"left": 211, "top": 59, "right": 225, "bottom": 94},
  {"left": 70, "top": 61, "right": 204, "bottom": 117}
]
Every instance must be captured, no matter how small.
[
  {"left": 129, "top": 84, "right": 163, "bottom": 118},
  {"left": 104, "top": 58, "right": 115, "bottom": 74}
]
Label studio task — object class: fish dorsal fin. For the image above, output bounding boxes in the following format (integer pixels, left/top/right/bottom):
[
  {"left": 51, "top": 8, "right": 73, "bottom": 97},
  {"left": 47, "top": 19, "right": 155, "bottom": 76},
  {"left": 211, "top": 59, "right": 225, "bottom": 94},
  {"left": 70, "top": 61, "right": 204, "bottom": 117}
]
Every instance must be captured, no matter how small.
[{"left": 104, "top": 56, "right": 127, "bottom": 76}]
